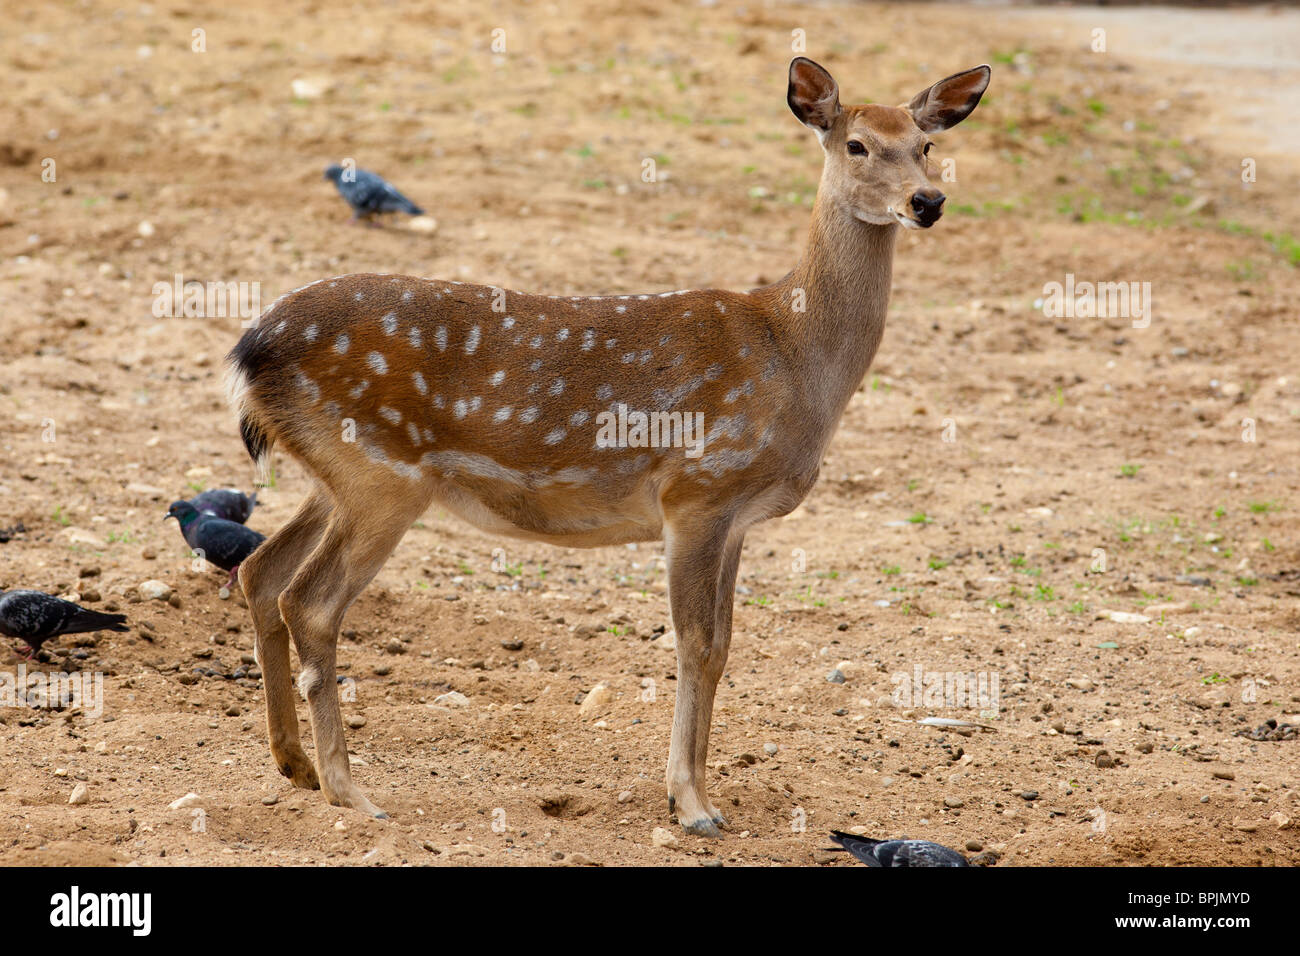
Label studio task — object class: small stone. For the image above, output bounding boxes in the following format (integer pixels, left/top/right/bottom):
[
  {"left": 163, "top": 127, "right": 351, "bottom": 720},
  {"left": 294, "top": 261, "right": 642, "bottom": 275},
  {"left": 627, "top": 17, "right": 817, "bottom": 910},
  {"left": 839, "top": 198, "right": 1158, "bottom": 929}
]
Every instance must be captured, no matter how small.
[
  {"left": 140, "top": 546, "right": 157, "bottom": 560},
  {"left": 1269, "top": 812, "right": 1291, "bottom": 830},
  {"left": 1097, "top": 610, "right": 1150, "bottom": 625},
  {"left": 1136, "top": 741, "right": 1154, "bottom": 754},
  {"left": 68, "top": 783, "right": 89, "bottom": 805},
  {"left": 1212, "top": 770, "right": 1235, "bottom": 781},
  {"left": 651, "top": 827, "right": 679, "bottom": 849},
  {"left": 169, "top": 792, "right": 201, "bottom": 810},
  {"left": 138, "top": 580, "right": 171, "bottom": 601},
  {"left": 617, "top": 790, "right": 634, "bottom": 804},
  {"left": 1232, "top": 818, "right": 1258, "bottom": 833},
  {"left": 826, "top": 668, "right": 846, "bottom": 684},
  {"left": 408, "top": 215, "right": 438, "bottom": 233},
  {"left": 763, "top": 742, "right": 779, "bottom": 756},
  {"left": 578, "top": 682, "right": 613, "bottom": 718},
  {"left": 434, "top": 691, "right": 470, "bottom": 708},
  {"left": 224, "top": 705, "right": 240, "bottom": 717},
  {"left": 93, "top": 741, "right": 107, "bottom": 753},
  {"left": 1020, "top": 790, "right": 1039, "bottom": 801},
  {"left": 652, "top": 630, "right": 676, "bottom": 651},
  {"left": 168, "top": 593, "right": 182, "bottom": 609},
  {"left": 965, "top": 840, "right": 983, "bottom": 852},
  {"left": 1096, "top": 751, "right": 1115, "bottom": 769},
  {"left": 1065, "top": 678, "right": 1094, "bottom": 692},
  {"left": 345, "top": 715, "right": 367, "bottom": 729},
  {"left": 261, "top": 794, "right": 279, "bottom": 806},
  {"left": 501, "top": 638, "right": 524, "bottom": 651},
  {"left": 944, "top": 796, "right": 964, "bottom": 808}
]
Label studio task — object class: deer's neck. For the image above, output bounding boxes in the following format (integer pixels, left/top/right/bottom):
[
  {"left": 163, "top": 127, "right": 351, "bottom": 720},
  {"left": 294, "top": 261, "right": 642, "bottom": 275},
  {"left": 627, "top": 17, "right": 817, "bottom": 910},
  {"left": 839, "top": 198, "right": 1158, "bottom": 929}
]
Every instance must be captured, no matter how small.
[{"left": 767, "top": 201, "right": 898, "bottom": 419}]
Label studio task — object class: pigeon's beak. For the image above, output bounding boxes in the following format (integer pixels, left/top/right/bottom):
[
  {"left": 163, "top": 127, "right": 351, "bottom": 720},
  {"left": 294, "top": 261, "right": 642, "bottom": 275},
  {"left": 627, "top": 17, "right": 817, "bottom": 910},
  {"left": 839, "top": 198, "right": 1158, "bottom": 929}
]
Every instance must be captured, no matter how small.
[{"left": 163, "top": 513, "right": 174, "bottom": 522}]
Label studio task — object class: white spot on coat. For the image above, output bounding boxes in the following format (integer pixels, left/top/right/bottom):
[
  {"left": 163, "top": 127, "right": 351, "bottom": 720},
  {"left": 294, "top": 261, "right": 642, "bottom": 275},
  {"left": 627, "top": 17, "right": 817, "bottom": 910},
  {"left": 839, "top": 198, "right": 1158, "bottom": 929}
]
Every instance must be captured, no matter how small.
[
  {"left": 335, "top": 334, "right": 350, "bottom": 354},
  {"left": 382, "top": 312, "right": 398, "bottom": 335},
  {"left": 465, "top": 325, "right": 481, "bottom": 354},
  {"left": 367, "top": 352, "right": 388, "bottom": 375}
]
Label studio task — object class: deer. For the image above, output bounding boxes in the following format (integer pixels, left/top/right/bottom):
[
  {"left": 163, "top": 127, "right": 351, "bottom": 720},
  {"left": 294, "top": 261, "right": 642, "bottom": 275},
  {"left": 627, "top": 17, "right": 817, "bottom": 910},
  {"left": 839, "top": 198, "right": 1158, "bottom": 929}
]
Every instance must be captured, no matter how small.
[{"left": 224, "top": 57, "right": 990, "bottom": 836}]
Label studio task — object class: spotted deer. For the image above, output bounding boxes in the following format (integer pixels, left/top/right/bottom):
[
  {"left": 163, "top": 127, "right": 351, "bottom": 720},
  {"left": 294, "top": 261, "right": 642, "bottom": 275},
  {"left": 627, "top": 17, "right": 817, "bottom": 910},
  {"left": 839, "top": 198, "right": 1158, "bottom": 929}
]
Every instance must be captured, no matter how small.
[{"left": 226, "top": 57, "right": 990, "bottom": 835}]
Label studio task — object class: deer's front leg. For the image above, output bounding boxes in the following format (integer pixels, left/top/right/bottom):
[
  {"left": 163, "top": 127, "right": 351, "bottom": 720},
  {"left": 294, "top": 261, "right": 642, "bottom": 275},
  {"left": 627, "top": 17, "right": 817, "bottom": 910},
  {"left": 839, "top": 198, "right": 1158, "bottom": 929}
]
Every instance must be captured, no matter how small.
[{"left": 664, "top": 520, "right": 744, "bottom": 837}]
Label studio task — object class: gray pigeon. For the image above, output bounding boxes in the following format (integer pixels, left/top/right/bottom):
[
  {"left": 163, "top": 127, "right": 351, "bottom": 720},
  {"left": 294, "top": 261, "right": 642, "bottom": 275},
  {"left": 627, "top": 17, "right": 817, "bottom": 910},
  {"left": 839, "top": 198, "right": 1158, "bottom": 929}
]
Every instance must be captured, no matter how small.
[
  {"left": 190, "top": 488, "right": 256, "bottom": 524},
  {"left": 0, "top": 590, "right": 127, "bottom": 658},
  {"left": 827, "top": 831, "right": 969, "bottom": 867},
  {"left": 323, "top": 164, "right": 424, "bottom": 222},
  {"left": 165, "top": 500, "right": 265, "bottom": 588}
]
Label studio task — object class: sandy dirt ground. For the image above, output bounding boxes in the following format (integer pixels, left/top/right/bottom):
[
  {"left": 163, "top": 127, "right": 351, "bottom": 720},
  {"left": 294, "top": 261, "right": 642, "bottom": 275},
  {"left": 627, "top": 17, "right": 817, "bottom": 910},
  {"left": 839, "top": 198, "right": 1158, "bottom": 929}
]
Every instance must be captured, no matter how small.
[{"left": 1, "top": 0, "right": 1298, "bottom": 866}]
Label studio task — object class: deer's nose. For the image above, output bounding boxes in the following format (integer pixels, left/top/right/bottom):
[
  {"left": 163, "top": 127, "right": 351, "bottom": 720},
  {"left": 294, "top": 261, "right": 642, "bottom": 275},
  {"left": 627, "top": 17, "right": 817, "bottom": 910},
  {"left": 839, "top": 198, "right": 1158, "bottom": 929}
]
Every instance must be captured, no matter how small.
[{"left": 911, "top": 189, "right": 945, "bottom": 225}]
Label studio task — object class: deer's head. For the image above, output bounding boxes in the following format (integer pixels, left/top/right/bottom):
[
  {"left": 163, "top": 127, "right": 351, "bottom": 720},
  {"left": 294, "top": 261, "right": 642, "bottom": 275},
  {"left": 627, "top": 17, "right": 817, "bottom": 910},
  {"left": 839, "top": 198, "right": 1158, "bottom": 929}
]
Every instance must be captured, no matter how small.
[{"left": 788, "top": 57, "right": 990, "bottom": 230}]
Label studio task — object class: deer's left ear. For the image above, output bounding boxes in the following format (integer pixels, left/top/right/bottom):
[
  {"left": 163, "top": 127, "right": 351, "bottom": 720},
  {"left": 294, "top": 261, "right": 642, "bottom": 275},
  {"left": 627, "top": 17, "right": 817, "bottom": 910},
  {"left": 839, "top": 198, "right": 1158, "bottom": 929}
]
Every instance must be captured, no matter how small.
[{"left": 905, "top": 65, "right": 991, "bottom": 133}]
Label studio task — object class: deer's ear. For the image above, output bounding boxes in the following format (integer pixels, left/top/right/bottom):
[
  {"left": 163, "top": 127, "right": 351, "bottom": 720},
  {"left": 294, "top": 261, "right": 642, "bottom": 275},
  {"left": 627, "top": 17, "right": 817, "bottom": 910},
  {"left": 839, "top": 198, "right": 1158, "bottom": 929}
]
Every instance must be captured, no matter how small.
[
  {"left": 788, "top": 57, "right": 841, "bottom": 136},
  {"left": 905, "top": 65, "right": 991, "bottom": 133}
]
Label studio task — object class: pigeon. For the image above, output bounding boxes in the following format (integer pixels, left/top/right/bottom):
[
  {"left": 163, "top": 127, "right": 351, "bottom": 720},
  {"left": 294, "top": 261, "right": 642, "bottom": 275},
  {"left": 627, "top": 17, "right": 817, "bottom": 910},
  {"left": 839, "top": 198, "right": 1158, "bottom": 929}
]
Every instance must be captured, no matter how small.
[
  {"left": 0, "top": 590, "right": 128, "bottom": 659},
  {"left": 323, "top": 164, "right": 424, "bottom": 223},
  {"left": 827, "top": 831, "right": 969, "bottom": 867},
  {"left": 165, "top": 500, "right": 265, "bottom": 588},
  {"left": 189, "top": 488, "right": 256, "bottom": 525}
]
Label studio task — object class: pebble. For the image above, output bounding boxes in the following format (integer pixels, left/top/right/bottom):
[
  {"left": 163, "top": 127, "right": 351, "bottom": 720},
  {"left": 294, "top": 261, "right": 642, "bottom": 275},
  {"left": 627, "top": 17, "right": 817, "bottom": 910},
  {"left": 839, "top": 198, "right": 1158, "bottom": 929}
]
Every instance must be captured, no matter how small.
[
  {"left": 1097, "top": 610, "right": 1150, "bottom": 625},
  {"left": 138, "top": 580, "right": 171, "bottom": 601},
  {"left": 262, "top": 794, "right": 279, "bottom": 806},
  {"left": 68, "top": 783, "right": 89, "bottom": 806},
  {"left": 1096, "top": 751, "right": 1115, "bottom": 769},
  {"left": 578, "top": 682, "right": 613, "bottom": 718},
  {"left": 501, "top": 638, "right": 524, "bottom": 651},
  {"left": 1065, "top": 678, "right": 1094, "bottom": 691},
  {"left": 825, "top": 668, "right": 846, "bottom": 684},
  {"left": 433, "top": 691, "right": 469, "bottom": 708},
  {"left": 168, "top": 792, "right": 201, "bottom": 810},
  {"left": 617, "top": 790, "right": 634, "bottom": 804},
  {"left": 943, "top": 796, "right": 964, "bottom": 808},
  {"left": 1212, "top": 770, "right": 1235, "bottom": 781},
  {"left": 224, "top": 705, "right": 240, "bottom": 717},
  {"left": 651, "top": 630, "right": 676, "bottom": 651},
  {"left": 1020, "top": 790, "right": 1039, "bottom": 801},
  {"left": 345, "top": 715, "right": 367, "bottom": 729},
  {"left": 1269, "top": 812, "right": 1291, "bottom": 830},
  {"left": 651, "top": 827, "right": 679, "bottom": 849},
  {"left": 385, "top": 639, "right": 405, "bottom": 655},
  {"left": 763, "top": 742, "right": 779, "bottom": 756},
  {"left": 965, "top": 840, "right": 983, "bottom": 852}
]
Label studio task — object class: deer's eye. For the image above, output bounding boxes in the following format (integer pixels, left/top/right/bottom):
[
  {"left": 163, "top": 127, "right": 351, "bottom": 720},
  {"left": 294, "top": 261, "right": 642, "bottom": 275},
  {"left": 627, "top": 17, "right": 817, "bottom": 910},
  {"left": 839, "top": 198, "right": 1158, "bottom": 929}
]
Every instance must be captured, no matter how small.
[
  {"left": 923, "top": 143, "right": 933, "bottom": 155},
  {"left": 846, "top": 140, "right": 867, "bottom": 156}
]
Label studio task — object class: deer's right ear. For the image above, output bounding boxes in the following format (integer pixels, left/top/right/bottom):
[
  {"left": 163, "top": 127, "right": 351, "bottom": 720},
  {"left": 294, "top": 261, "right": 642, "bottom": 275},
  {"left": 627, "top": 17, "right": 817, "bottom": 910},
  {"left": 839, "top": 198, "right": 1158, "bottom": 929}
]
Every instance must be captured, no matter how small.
[{"left": 787, "top": 57, "right": 840, "bottom": 137}]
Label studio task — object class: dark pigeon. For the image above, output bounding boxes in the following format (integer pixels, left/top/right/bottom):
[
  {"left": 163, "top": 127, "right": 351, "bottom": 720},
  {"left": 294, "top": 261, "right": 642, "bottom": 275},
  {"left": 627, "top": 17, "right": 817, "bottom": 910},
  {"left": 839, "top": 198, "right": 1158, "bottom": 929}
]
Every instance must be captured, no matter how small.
[
  {"left": 190, "top": 488, "right": 256, "bottom": 525},
  {"left": 323, "top": 164, "right": 424, "bottom": 222},
  {"left": 165, "top": 500, "right": 265, "bottom": 588},
  {"left": 0, "top": 590, "right": 127, "bottom": 658},
  {"left": 827, "top": 831, "right": 969, "bottom": 867}
]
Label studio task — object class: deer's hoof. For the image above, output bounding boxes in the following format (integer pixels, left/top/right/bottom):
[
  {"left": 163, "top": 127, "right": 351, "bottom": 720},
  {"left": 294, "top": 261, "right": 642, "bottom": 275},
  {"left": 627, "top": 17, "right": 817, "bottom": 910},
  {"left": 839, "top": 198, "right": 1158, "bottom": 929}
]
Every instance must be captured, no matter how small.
[{"left": 680, "top": 816, "right": 723, "bottom": 839}]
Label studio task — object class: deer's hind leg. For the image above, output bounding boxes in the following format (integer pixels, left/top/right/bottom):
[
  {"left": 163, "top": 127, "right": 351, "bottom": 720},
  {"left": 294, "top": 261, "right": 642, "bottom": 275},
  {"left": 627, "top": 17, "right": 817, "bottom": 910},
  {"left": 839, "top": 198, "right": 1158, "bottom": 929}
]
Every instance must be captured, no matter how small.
[
  {"left": 238, "top": 484, "right": 332, "bottom": 791},
  {"left": 278, "top": 481, "right": 432, "bottom": 818}
]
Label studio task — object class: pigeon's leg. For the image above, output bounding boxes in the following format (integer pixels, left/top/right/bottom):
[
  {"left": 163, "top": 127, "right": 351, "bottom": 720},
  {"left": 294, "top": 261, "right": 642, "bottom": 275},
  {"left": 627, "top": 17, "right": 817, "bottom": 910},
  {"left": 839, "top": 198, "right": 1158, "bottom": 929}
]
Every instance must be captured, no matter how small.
[
  {"left": 224, "top": 566, "right": 240, "bottom": 591},
  {"left": 662, "top": 515, "right": 744, "bottom": 837},
  {"left": 239, "top": 487, "right": 332, "bottom": 792},
  {"left": 279, "top": 485, "right": 431, "bottom": 819}
]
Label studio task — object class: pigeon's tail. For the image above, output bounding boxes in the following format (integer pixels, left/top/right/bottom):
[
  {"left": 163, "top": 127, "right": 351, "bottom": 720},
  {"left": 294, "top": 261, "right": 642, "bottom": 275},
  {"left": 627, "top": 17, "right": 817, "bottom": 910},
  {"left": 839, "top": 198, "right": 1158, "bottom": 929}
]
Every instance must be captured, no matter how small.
[
  {"left": 400, "top": 198, "right": 424, "bottom": 216},
  {"left": 62, "top": 608, "right": 129, "bottom": 636}
]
